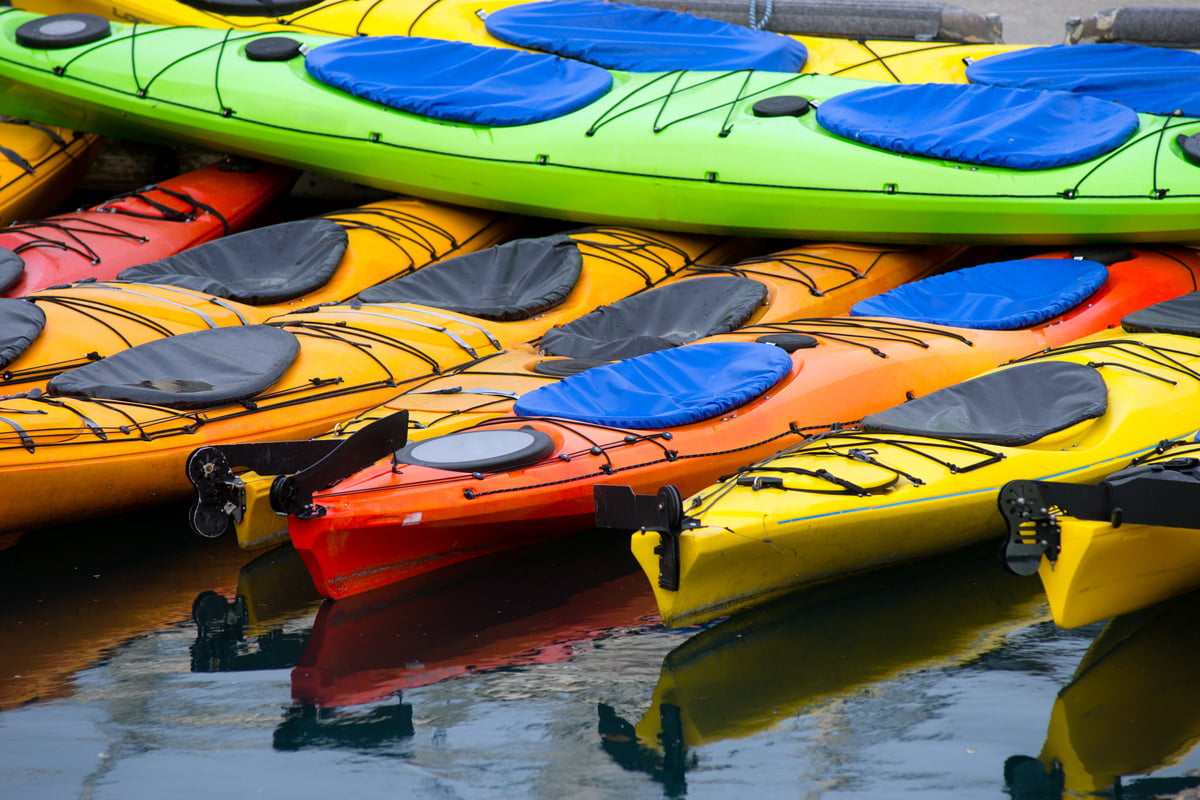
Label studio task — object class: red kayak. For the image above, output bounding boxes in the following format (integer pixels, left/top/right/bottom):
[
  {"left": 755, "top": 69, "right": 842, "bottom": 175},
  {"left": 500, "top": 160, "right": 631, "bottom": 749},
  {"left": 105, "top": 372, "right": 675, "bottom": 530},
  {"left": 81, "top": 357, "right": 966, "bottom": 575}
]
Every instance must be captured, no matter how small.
[{"left": 0, "top": 156, "right": 297, "bottom": 296}]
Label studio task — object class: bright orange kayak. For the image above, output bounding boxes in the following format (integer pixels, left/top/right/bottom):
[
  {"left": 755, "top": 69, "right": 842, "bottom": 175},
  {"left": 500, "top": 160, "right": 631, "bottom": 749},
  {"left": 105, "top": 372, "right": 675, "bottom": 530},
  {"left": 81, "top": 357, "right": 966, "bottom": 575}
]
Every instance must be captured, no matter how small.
[
  {"left": 201, "top": 241, "right": 976, "bottom": 549},
  {"left": 0, "top": 226, "right": 743, "bottom": 534},
  {"left": 280, "top": 246, "right": 1200, "bottom": 599}
]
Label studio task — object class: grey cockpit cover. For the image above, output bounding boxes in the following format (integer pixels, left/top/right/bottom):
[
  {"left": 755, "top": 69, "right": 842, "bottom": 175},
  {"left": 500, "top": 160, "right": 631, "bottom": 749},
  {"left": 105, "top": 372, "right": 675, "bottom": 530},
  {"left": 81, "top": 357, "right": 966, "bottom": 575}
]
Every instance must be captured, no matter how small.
[
  {"left": 0, "top": 298, "right": 45, "bottom": 368},
  {"left": 117, "top": 219, "right": 348, "bottom": 305},
  {"left": 861, "top": 361, "right": 1107, "bottom": 446},
  {"left": 0, "top": 248, "right": 24, "bottom": 294},
  {"left": 356, "top": 235, "right": 582, "bottom": 321},
  {"left": 1120, "top": 291, "right": 1200, "bottom": 337},
  {"left": 47, "top": 325, "right": 299, "bottom": 410},
  {"left": 539, "top": 275, "right": 768, "bottom": 359}
]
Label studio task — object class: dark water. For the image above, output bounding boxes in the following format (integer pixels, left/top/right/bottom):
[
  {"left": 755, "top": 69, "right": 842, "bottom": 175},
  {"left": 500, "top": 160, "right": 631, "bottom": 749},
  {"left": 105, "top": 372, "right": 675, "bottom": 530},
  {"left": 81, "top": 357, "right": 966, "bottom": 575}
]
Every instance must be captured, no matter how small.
[{"left": 4, "top": 503, "right": 1200, "bottom": 799}]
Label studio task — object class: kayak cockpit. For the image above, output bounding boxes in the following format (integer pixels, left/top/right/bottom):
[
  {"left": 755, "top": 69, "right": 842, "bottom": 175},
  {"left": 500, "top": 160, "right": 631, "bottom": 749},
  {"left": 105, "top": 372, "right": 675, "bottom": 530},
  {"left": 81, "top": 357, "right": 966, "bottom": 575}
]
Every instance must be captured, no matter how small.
[
  {"left": 0, "top": 297, "right": 45, "bottom": 369},
  {"left": 540, "top": 274, "right": 768, "bottom": 358},
  {"left": 358, "top": 235, "right": 582, "bottom": 322},
  {"left": 118, "top": 219, "right": 348, "bottom": 305},
  {"left": 850, "top": 257, "right": 1109, "bottom": 329},
  {"left": 46, "top": 325, "right": 299, "bottom": 409}
]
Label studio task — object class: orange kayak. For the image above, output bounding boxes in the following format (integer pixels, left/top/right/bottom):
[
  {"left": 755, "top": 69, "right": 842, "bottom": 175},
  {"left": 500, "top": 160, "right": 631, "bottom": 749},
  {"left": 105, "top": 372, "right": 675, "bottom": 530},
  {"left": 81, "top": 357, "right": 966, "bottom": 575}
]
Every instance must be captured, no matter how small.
[
  {"left": 0, "top": 227, "right": 743, "bottom": 534},
  {"left": 198, "top": 241, "right": 975, "bottom": 549},
  {"left": 329, "top": 242, "right": 974, "bottom": 440},
  {"left": 282, "top": 246, "right": 1200, "bottom": 599},
  {"left": 0, "top": 196, "right": 522, "bottom": 394},
  {"left": 0, "top": 156, "right": 298, "bottom": 296}
]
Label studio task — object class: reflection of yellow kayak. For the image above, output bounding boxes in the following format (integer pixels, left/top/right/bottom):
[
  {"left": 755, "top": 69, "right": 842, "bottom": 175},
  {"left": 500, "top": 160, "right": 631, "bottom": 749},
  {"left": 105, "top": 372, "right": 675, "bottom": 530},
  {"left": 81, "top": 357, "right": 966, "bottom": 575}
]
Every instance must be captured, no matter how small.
[
  {"left": 0, "top": 118, "right": 102, "bottom": 226},
  {"left": 604, "top": 544, "right": 1046, "bottom": 774},
  {"left": 12, "top": 0, "right": 1020, "bottom": 83},
  {"left": 1010, "top": 590, "right": 1200, "bottom": 798},
  {"left": 233, "top": 543, "right": 323, "bottom": 635},
  {"left": 189, "top": 543, "right": 322, "bottom": 675}
]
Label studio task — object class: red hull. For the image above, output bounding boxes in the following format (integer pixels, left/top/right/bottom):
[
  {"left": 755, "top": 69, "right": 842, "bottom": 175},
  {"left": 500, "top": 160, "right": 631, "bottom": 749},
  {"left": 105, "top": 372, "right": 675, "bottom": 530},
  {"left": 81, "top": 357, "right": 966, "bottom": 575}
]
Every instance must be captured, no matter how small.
[{"left": 0, "top": 158, "right": 297, "bottom": 296}]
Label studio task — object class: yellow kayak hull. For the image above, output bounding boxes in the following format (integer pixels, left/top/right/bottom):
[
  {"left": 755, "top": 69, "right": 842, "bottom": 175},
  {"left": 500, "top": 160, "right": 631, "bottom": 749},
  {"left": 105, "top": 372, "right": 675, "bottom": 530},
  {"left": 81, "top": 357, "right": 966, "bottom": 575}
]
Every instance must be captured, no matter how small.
[
  {"left": 1035, "top": 439, "right": 1200, "bottom": 629},
  {"left": 637, "top": 326, "right": 1200, "bottom": 627}
]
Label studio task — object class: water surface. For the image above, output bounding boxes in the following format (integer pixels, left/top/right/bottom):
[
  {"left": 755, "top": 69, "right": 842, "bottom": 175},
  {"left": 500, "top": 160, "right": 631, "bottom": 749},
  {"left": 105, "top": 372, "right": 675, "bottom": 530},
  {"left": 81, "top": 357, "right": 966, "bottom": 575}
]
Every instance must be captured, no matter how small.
[{"left": 5, "top": 507, "right": 1200, "bottom": 799}]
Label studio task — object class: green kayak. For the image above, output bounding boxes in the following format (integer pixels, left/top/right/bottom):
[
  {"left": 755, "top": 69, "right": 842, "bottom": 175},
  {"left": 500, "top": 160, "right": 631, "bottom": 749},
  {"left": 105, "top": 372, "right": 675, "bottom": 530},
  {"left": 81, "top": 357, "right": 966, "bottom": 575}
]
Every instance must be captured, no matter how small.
[{"left": 0, "top": 8, "right": 1197, "bottom": 244}]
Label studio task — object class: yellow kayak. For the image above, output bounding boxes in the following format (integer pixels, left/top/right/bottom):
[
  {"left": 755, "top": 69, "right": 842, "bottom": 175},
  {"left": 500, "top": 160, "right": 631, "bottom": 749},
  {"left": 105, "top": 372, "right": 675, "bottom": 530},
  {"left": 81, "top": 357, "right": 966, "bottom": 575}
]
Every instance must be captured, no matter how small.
[
  {"left": 999, "top": 436, "right": 1200, "bottom": 629},
  {"left": 621, "top": 291, "right": 1200, "bottom": 628},
  {"left": 12, "top": 0, "right": 1021, "bottom": 83},
  {"left": 0, "top": 117, "right": 103, "bottom": 226}
]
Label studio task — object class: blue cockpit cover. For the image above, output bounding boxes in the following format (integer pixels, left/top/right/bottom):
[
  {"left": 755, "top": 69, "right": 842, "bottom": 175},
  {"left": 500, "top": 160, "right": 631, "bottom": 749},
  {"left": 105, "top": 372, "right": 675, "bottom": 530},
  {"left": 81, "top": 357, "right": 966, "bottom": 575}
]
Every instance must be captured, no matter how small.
[
  {"left": 484, "top": 0, "right": 807, "bottom": 72},
  {"left": 850, "top": 258, "right": 1108, "bottom": 330},
  {"left": 512, "top": 341, "right": 792, "bottom": 429},
  {"left": 815, "top": 83, "right": 1139, "bottom": 170},
  {"left": 966, "top": 44, "right": 1200, "bottom": 117},
  {"left": 305, "top": 36, "right": 612, "bottom": 126}
]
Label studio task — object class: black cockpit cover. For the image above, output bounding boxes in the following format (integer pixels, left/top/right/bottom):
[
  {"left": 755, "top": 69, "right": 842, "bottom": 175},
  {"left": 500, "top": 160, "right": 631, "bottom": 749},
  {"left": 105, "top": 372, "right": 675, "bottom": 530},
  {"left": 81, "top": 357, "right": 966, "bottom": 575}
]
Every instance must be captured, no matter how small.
[
  {"left": 0, "top": 248, "right": 24, "bottom": 294},
  {"left": 357, "top": 235, "right": 583, "bottom": 321},
  {"left": 539, "top": 275, "right": 767, "bottom": 359},
  {"left": 117, "top": 219, "right": 348, "bottom": 305},
  {"left": 0, "top": 298, "right": 45, "bottom": 368},
  {"left": 47, "top": 325, "right": 299, "bottom": 409},
  {"left": 861, "top": 361, "right": 1107, "bottom": 446},
  {"left": 179, "top": 0, "right": 322, "bottom": 15},
  {"left": 1121, "top": 291, "right": 1200, "bottom": 337}
]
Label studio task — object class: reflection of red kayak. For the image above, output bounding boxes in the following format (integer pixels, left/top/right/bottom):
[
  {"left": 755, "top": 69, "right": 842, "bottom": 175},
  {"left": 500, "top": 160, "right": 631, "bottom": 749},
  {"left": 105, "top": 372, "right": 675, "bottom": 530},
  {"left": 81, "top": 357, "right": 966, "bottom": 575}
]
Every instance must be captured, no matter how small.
[
  {"left": 0, "top": 157, "right": 297, "bottom": 296},
  {"left": 290, "top": 530, "right": 657, "bottom": 709}
]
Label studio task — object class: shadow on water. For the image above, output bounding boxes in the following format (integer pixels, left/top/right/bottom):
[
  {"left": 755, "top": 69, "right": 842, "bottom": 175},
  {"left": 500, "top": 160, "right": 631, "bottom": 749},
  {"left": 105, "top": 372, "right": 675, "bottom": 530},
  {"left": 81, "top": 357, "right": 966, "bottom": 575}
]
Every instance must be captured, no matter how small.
[
  {"left": 187, "top": 527, "right": 659, "bottom": 751},
  {"left": 1006, "top": 587, "right": 1200, "bottom": 800},
  {"left": 0, "top": 502, "right": 260, "bottom": 710},
  {"left": 595, "top": 540, "right": 1052, "bottom": 795}
]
